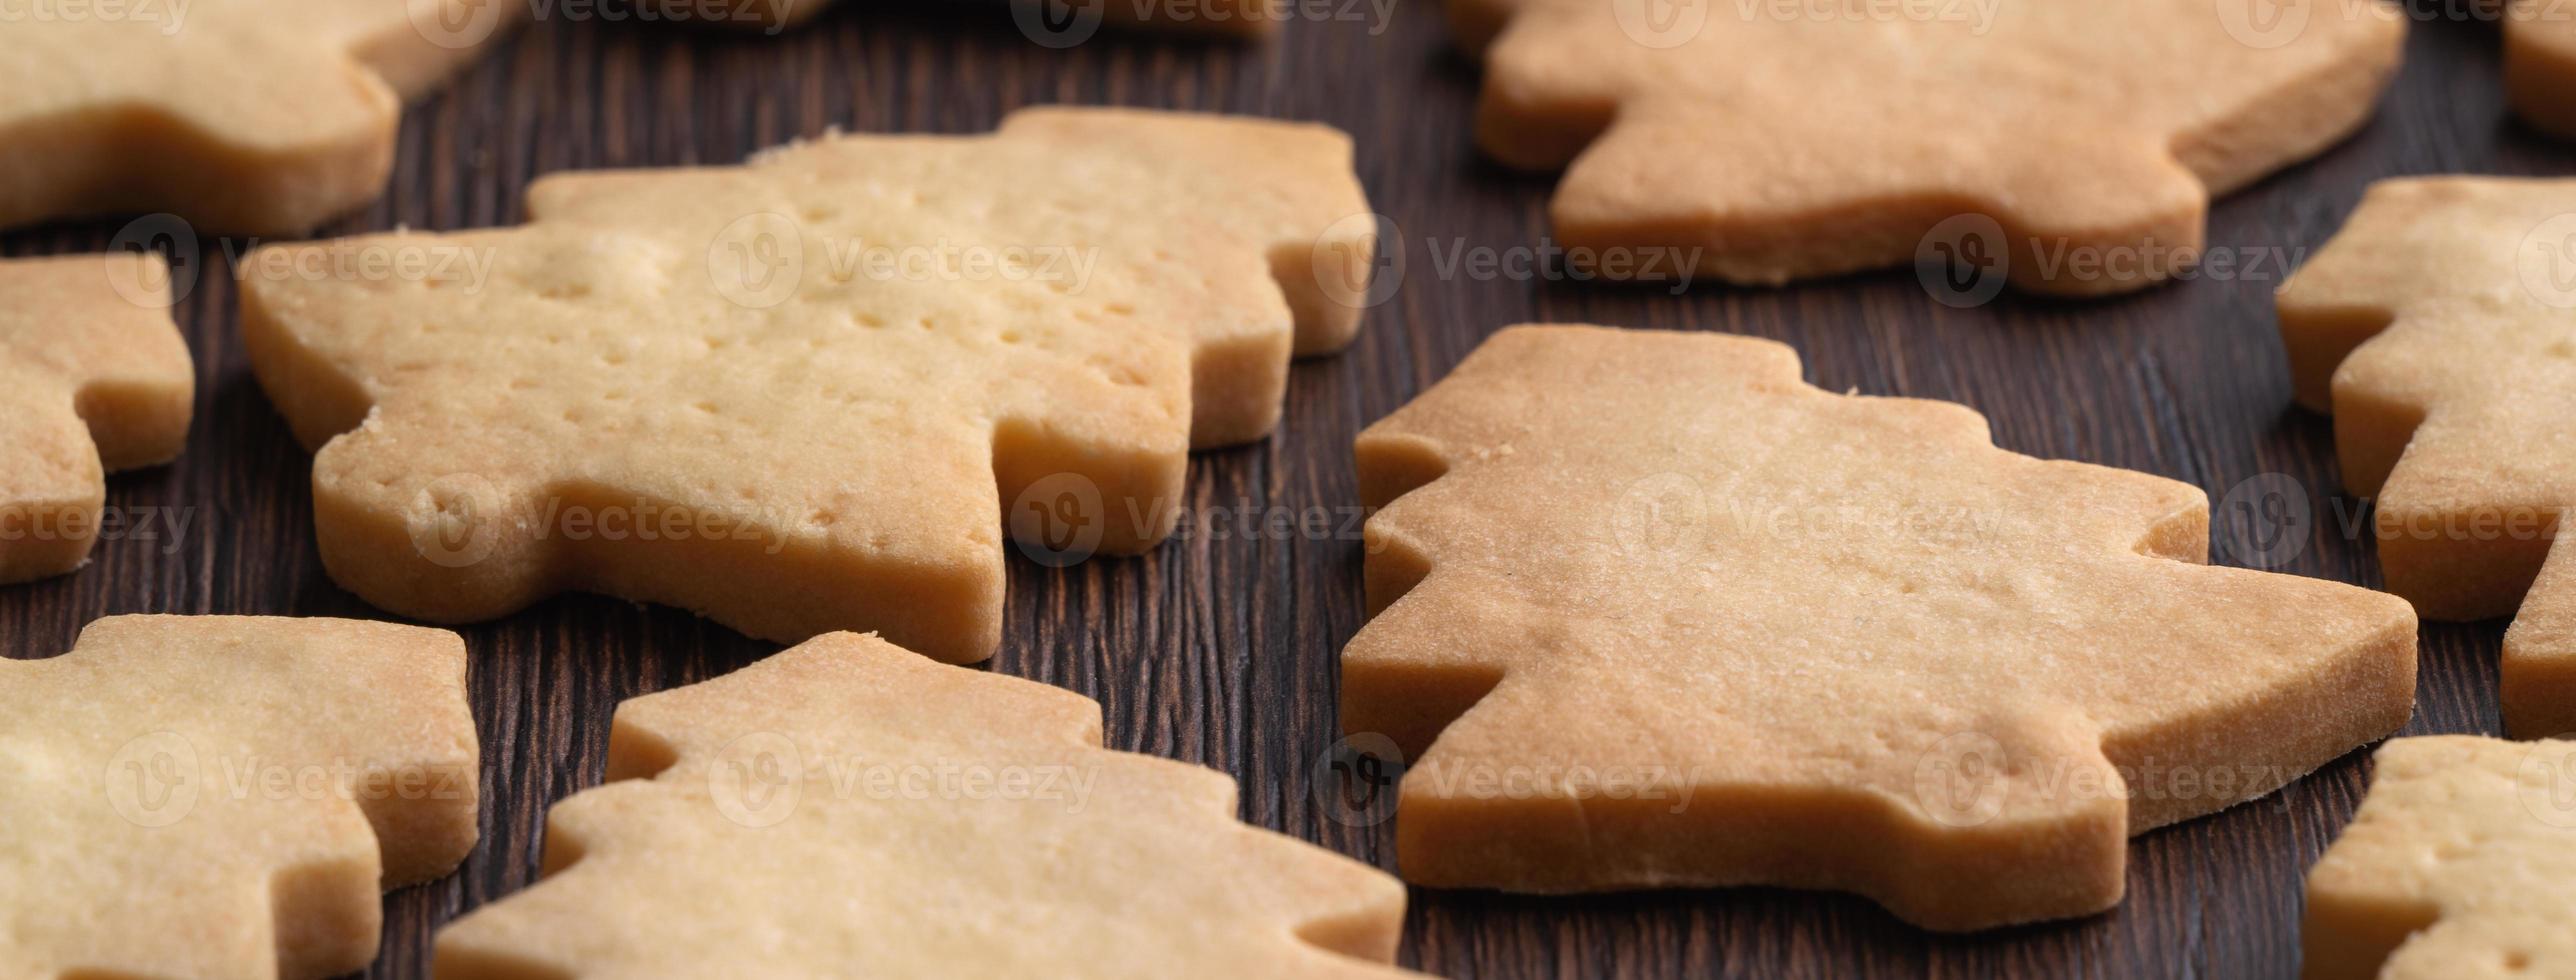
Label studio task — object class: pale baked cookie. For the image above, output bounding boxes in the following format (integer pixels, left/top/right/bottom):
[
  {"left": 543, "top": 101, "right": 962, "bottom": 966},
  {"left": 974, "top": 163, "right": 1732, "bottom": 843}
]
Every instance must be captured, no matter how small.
[
  {"left": 2276, "top": 177, "right": 2576, "bottom": 740},
  {"left": 0, "top": 253, "right": 193, "bottom": 584},
  {"left": 2303, "top": 736, "right": 2576, "bottom": 980},
  {"left": 2508, "top": 0, "right": 2576, "bottom": 138},
  {"left": 0, "top": 0, "right": 521, "bottom": 235},
  {"left": 239, "top": 107, "right": 1373, "bottom": 664},
  {"left": 433, "top": 631, "right": 1412, "bottom": 977},
  {"left": 1450, "top": 0, "right": 2404, "bottom": 295},
  {"left": 1347, "top": 325, "right": 2419, "bottom": 931},
  {"left": 0, "top": 615, "right": 479, "bottom": 979}
]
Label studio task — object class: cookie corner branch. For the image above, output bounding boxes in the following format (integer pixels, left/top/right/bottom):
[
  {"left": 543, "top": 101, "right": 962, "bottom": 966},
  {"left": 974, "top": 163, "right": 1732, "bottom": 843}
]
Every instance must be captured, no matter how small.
[
  {"left": 0, "top": 252, "right": 194, "bottom": 585},
  {"left": 0, "top": 0, "right": 525, "bottom": 236}
]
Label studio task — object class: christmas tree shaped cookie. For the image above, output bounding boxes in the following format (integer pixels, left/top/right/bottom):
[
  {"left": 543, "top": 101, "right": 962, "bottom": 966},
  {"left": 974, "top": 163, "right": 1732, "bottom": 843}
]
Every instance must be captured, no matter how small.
[
  {"left": 1346, "top": 325, "right": 2418, "bottom": 930},
  {"left": 239, "top": 106, "right": 1375, "bottom": 664},
  {"left": 2303, "top": 736, "right": 2576, "bottom": 979},
  {"left": 2277, "top": 177, "right": 2576, "bottom": 739},
  {"left": 1449, "top": 0, "right": 2403, "bottom": 295},
  {"left": 0, "top": 616, "right": 479, "bottom": 978},
  {"left": 1, "top": 253, "right": 193, "bottom": 584},
  {"left": 0, "top": 0, "right": 521, "bottom": 234},
  {"left": 433, "top": 632, "right": 1412, "bottom": 977}
]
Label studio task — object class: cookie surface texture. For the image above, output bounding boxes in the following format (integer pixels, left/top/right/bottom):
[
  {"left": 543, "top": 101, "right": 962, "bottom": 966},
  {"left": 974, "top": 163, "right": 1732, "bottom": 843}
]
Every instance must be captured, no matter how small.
[
  {"left": 0, "top": 253, "right": 193, "bottom": 584},
  {"left": 238, "top": 106, "right": 1375, "bottom": 664},
  {"left": 2302, "top": 735, "right": 2576, "bottom": 980},
  {"left": 2276, "top": 176, "right": 2576, "bottom": 740},
  {"left": 0, "top": 615, "right": 479, "bottom": 979},
  {"left": 0, "top": 0, "right": 521, "bottom": 235},
  {"left": 1452, "top": 0, "right": 2404, "bottom": 295},
  {"left": 1346, "top": 325, "right": 2418, "bottom": 930},
  {"left": 432, "top": 631, "right": 1412, "bottom": 978}
]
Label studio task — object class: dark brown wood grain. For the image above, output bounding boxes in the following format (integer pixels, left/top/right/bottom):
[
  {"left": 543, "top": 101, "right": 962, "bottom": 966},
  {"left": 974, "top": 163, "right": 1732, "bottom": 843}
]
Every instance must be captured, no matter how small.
[{"left": 1, "top": 4, "right": 2559, "bottom": 977}]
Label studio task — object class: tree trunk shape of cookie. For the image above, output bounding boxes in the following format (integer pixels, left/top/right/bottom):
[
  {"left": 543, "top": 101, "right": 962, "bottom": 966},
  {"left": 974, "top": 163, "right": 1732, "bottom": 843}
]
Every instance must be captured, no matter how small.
[
  {"left": 236, "top": 107, "right": 1377, "bottom": 665},
  {"left": 2276, "top": 177, "right": 2576, "bottom": 741},
  {"left": 1345, "top": 326, "right": 2418, "bottom": 931},
  {"left": 0, "top": 253, "right": 193, "bottom": 585},
  {"left": 2302, "top": 736, "right": 2576, "bottom": 979},
  {"left": 0, "top": 616, "right": 479, "bottom": 979},
  {"left": 432, "top": 632, "right": 1412, "bottom": 977},
  {"left": 0, "top": 0, "right": 521, "bottom": 236},
  {"left": 1449, "top": 0, "right": 2404, "bottom": 297}
]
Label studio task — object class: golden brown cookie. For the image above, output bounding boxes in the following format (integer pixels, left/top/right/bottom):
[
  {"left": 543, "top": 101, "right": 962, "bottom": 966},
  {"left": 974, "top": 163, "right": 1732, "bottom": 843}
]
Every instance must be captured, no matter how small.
[
  {"left": 0, "top": 0, "right": 521, "bottom": 235},
  {"left": 239, "top": 106, "right": 1375, "bottom": 664},
  {"left": 2276, "top": 176, "right": 2576, "bottom": 739},
  {"left": 0, "top": 252, "right": 193, "bottom": 584},
  {"left": 1347, "top": 325, "right": 2418, "bottom": 930},
  {"left": 0, "top": 615, "right": 479, "bottom": 979},
  {"left": 1451, "top": 0, "right": 2404, "bottom": 295},
  {"left": 2303, "top": 735, "right": 2576, "bottom": 980},
  {"left": 2508, "top": 0, "right": 2576, "bottom": 138},
  {"left": 433, "top": 631, "right": 1412, "bottom": 977}
]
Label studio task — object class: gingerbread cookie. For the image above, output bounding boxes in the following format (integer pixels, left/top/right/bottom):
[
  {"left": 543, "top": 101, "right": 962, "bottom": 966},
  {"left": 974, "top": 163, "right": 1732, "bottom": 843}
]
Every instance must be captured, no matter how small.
[
  {"left": 434, "top": 631, "right": 1410, "bottom": 976},
  {"left": 1, "top": 253, "right": 193, "bottom": 585},
  {"left": 239, "top": 107, "right": 1372, "bottom": 664},
  {"left": 0, "top": 0, "right": 521, "bottom": 235},
  {"left": 2508, "top": 0, "right": 2576, "bottom": 138},
  {"left": 0, "top": 615, "right": 478, "bottom": 979},
  {"left": 2303, "top": 736, "right": 2576, "bottom": 980},
  {"left": 2276, "top": 176, "right": 2576, "bottom": 739},
  {"left": 1451, "top": 0, "right": 2403, "bottom": 295},
  {"left": 1346, "top": 325, "right": 2418, "bottom": 930}
]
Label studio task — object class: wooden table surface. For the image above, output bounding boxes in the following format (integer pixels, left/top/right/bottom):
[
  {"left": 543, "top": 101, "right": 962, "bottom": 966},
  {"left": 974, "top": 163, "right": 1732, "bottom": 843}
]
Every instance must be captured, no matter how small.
[{"left": 1, "top": 5, "right": 2556, "bottom": 978}]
